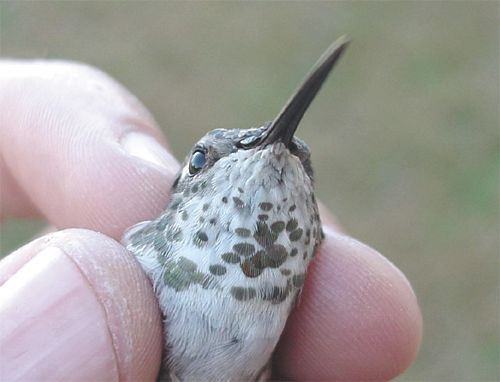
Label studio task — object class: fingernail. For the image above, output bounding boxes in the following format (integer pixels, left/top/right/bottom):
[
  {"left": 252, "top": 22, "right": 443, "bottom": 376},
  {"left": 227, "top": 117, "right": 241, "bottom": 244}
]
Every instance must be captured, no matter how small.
[
  {"left": 120, "top": 131, "right": 179, "bottom": 172},
  {"left": 0, "top": 247, "right": 119, "bottom": 380}
]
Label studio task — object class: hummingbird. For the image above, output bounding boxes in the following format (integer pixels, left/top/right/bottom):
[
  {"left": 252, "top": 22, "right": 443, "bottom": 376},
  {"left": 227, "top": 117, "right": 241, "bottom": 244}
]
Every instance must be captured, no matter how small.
[{"left": 123, "top": 36, "right": 349, "bottom": 381}]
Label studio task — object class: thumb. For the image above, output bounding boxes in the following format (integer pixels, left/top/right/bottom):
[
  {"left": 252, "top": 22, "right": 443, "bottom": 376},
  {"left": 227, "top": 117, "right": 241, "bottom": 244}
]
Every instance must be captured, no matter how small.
[{"left": 0, "top": 229, "right": 162, "bottom": 381}]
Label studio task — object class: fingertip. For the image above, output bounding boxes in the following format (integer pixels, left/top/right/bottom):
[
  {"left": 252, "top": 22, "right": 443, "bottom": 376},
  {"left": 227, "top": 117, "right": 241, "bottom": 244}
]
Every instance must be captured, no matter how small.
[
  {"left": 275, "top": 229, "right": 422, "bottom": 380},
  {"left": 0, "top": 60, "right": 180, "bottom": 238},
  {"left": 120, "top": 130, "right": 179, "bottom": 173},
  {"left": 0, "top": 229, "right": 163, "bottom": 381},
  {"left": 57, "top": 229, "right": 164, "bottom": 381}
]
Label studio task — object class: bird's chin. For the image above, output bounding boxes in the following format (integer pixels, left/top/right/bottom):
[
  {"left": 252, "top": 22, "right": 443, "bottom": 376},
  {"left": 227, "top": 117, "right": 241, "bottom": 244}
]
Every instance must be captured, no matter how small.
[{"left": 256, "top": 141, "right": 295, "bottom": 167}]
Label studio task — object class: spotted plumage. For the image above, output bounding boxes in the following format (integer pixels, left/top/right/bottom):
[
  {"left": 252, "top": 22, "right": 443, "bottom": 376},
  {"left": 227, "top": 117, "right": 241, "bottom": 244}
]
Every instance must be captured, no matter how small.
[{"left": 122, "top": 36, "right": 349, "bottom": 381}]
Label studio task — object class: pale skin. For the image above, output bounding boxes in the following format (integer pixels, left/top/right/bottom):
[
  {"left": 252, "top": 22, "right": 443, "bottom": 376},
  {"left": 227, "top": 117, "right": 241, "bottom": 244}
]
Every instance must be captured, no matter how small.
[{"left": 0, "top": 61, "right": 422, "bottom": 381}]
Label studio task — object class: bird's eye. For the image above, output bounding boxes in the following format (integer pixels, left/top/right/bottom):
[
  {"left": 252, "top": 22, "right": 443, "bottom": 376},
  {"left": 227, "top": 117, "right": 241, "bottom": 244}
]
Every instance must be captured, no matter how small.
[{"left": 189, "top": 150, "right": 207, "bottom": 175}]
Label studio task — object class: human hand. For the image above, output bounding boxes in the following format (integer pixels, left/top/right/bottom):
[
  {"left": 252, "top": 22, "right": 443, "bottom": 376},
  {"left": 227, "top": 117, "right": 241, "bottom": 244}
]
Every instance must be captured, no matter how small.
[{"left": 0, "top": 61, "right": 422, "bottom": 380}]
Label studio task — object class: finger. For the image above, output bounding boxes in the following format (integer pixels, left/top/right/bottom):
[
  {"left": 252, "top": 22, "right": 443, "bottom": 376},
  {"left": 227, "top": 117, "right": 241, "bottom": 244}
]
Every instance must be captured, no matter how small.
[
  {"left": 0, "top": 229, "right": 163, "bottom": 381},
  {"left": 0, "top": 157, "right": 39, "bottom": 218},
  {"left": 0, "top": 60, "right": 179, "bottom": 238},
  {"left": 274, "top": 226, "right": 422, "bottom": 381}
]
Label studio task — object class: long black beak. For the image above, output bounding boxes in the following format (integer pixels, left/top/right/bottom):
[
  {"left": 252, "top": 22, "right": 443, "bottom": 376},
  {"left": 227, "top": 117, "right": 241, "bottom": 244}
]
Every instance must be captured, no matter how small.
[{"left": 259, "top": 35, "right": 350, "bottom": 148}]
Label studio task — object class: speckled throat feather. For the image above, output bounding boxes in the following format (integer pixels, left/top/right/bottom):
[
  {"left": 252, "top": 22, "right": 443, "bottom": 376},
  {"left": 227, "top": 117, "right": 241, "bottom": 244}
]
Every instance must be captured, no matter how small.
[
  {"left": 122, "top": 36, "right": 349, "bottom": 381},
  {"left": 123, "top": 138, "right": 323, "bottom": 381}
]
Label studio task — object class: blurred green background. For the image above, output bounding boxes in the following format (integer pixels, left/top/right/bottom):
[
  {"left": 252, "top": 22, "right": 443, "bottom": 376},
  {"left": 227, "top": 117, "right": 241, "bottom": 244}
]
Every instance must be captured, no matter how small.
[{"left": 0, "top": 2, "right": 498, "bottom": 380}]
